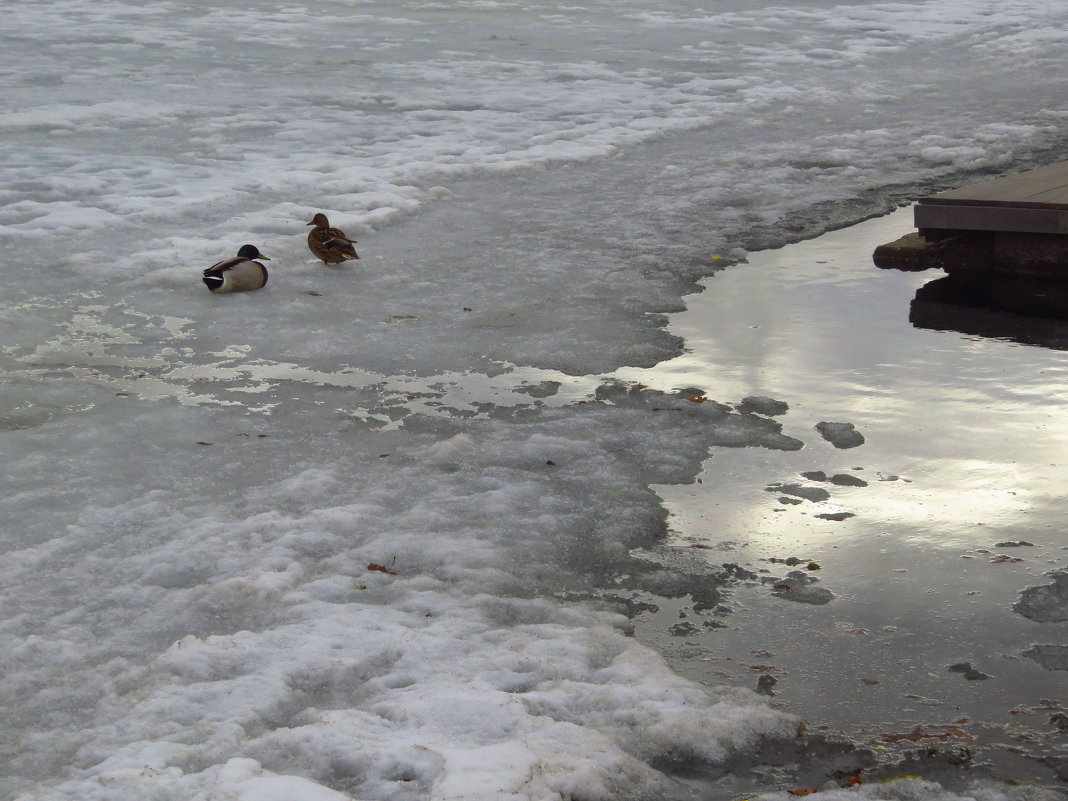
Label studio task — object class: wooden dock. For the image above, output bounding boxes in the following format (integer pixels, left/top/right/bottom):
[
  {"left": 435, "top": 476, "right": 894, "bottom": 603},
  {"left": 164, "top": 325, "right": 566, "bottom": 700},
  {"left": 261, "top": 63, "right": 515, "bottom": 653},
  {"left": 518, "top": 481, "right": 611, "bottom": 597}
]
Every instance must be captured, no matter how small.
[
  {"left": 875, "top": 160, "right": 1068, "bottom": 310},
  {"left": 915, "top": 161, "right": 1068, "bottom": 235}
]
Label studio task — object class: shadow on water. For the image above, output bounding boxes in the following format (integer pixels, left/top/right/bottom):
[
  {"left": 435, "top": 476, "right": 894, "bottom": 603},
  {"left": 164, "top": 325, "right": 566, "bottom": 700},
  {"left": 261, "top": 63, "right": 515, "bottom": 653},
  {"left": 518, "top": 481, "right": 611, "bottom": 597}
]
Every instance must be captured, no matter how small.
[
  {"left": 620, "top": 206, "right": 1068, "bottom": 794},
  {"left": 911, "top": 275, "right": 1068, "bottom": 351}
]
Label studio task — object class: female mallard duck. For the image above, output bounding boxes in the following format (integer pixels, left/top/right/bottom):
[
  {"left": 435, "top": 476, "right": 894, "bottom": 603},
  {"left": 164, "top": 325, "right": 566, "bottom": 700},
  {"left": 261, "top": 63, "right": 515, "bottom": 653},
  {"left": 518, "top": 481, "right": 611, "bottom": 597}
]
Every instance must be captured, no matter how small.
[
  {"left": 307, "top": 213, "right": 360, "bottom": 265},
  {"left": 202, "top": 244, "right": 270, "bottom": 293}
]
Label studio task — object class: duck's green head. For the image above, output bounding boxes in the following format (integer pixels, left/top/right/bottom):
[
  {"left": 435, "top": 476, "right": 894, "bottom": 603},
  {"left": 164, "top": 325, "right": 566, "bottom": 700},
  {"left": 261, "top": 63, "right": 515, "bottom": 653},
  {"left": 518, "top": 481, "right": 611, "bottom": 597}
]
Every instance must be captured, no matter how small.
[{"left": 238, "top": 244, "right": 269, "bottom": 261}]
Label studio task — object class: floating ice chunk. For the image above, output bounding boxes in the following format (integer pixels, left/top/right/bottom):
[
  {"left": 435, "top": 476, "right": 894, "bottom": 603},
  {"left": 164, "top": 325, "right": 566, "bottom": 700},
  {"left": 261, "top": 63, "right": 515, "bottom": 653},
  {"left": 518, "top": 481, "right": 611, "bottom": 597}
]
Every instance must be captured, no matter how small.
[
  {"left": 594, "top": 382, "right": 729, "bottom": 416},
  {"left": 670, "top": 621, "right": 702, "bottom": 636},
  {"left": 829, "top": 473, "right": 867, "bottom": 487},
  {"left": 766, "top": 483, "right": 831, "bottom": 502},
  {"left": 736, "top": 395, "right": 789, "bottom": 416},
  {"left": 770, "top": 571, "right": 834, "bottom": 605},
  {"left": 1014, "top": 570, "right": 1068, "bottom": 623},
  {"left": 947, "top": 661, "right": 993, "bottom": 681},
  {"left": 800, "top": 471, "right": 867, "bottom": 487},
  {"left": 1022, "top": 644, "right": 1068, "bottom": 671},
  {"left": 815, "top": 421, "right": 865, "bottom": 449},
  {"left": 514, "top": 380, "right": 561, "bottom": 398},
  {"left": 815, "top": 512, "right": 855, "bottom": 522}
]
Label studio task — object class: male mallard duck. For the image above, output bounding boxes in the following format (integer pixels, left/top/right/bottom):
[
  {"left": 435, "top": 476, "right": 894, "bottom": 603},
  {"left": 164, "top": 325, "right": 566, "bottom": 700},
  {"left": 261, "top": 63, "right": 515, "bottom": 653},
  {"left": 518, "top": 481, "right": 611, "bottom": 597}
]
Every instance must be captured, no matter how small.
[
  {"left": 202, "top": 244, "right": 270, "bottom": 293},
  {"left": 307, "top": 213, "right": 360, "bottom": 264}
]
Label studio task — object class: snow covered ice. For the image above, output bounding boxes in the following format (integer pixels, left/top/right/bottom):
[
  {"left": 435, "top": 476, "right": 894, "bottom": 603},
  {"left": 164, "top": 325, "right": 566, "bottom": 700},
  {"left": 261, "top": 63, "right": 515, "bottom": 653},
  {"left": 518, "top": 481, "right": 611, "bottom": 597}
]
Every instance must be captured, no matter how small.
[{"left": 3, "top": 0, "right": 1068, "bottom": 799}]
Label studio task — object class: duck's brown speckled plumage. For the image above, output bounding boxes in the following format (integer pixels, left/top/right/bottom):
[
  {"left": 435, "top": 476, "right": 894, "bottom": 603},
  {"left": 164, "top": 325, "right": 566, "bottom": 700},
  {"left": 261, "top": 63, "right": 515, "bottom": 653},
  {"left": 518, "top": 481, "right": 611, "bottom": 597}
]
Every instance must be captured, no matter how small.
[
  {"left": 202, "top": 244, "right": 270, "bottom": 293},
  {"left": 307, "top": 212, "right": 360, "bottom": 265}
]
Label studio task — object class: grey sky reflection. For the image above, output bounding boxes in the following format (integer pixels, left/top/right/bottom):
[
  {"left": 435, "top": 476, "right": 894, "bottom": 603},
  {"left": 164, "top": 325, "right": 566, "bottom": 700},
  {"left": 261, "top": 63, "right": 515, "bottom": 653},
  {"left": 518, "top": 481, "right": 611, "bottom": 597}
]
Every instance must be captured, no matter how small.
[{"left": 625, "top": 207, "right": 1068, "bottom": 779}]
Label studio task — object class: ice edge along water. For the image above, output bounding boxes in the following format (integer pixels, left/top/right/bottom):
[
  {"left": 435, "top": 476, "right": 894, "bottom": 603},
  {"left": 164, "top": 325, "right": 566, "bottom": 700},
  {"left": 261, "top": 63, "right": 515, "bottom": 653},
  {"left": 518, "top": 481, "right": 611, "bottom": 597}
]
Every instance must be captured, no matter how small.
[{"left": 4, "top": 0, "right": 1068, "bottom": 799}]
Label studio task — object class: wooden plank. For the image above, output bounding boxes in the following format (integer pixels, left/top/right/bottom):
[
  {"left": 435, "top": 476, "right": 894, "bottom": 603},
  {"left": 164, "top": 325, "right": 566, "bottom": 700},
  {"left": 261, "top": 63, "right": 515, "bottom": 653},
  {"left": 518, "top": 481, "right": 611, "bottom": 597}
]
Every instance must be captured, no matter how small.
[
  {"left": 919, "top": 161, "right": 1068, "bottom": 210},
  {"left": 914, "top": 203, "right": 1068, "bottom": 235}
]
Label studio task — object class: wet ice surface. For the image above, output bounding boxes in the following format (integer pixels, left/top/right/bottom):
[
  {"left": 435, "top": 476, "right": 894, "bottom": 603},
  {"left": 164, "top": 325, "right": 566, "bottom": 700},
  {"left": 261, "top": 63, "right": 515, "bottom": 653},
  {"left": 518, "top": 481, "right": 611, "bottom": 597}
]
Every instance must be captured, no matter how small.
[
  {"left": 625, "top": 208, "right": 1068, "bottom": 786},
  {"left": 6, "top": 0, "right": 1068, "bottom": 798}
]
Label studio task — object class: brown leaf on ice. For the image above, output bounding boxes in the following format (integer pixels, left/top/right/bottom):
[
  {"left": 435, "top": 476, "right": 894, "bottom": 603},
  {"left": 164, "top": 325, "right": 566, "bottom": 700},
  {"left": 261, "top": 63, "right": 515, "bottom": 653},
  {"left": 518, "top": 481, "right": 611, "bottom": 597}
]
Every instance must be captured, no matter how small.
[
  {"left": 844, "top": 773, "right": 862, "bottom": 787},
  {"left": 367, "top": 563, "right": 398, "bottom": 575},
  {"left": 688, "top": 396, "right": 709, "bottom": 403},
  {"left": 787, "top": 787, "right": 819, "bottom": 796}
]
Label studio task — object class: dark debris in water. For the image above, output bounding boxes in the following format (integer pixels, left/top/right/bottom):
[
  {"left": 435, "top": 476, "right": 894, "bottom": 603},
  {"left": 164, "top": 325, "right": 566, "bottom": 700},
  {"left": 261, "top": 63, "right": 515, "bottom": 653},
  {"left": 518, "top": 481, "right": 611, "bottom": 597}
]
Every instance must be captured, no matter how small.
[
  {"left": 766, "top": 482, "right": 831, "bottom": 502},
  {"left": 815, "top": 511, "right": 855, "bottom": 522},
  {"left": 947, "top": 662, "right": 993, "bottom": 681},
  {"left": 814, "top": 421, "right": 865, "bottom": 449},
  {"left": 800, "top": 470, "right": 868, "bottom": 487},
  {"left": 768, "top": 571, "right": 835, "bottom": 605}
]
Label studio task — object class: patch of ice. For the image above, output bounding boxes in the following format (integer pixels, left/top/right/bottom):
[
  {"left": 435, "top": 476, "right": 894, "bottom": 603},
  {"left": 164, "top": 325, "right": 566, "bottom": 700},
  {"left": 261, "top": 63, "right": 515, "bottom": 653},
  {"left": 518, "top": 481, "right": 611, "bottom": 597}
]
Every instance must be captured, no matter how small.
[
  {"left": 737, "top": 395, "right": 789, "bottom": 416},
  {"left": 1022, "top": 644, "right": 1068, "bottom": 672},
  {"left": 770, "top": 571, "right": 835, "bottom": 605},
  {"left": 766, "top": 483, "right": 832, "bottom": 503},
  {"left": 815, "top": 421, "right": 866, "bottom": 449},
  {"left": 1013, "top": 570, "right": 1068, "bottom": 623},
  {"left": 947, "top": 661, "right": 993, "bottom": 681}
]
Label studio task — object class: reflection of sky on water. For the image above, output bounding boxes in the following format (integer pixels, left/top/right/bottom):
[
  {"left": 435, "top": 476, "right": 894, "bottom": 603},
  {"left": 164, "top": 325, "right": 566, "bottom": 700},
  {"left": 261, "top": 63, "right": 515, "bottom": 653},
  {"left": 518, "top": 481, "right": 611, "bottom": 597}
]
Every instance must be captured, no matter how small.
[
  {"left": 622, "top": 207, "right": 1068, "bottom": 780},
  {"left": 618, "top": 206, "right": 1068, "bottom": 539}
]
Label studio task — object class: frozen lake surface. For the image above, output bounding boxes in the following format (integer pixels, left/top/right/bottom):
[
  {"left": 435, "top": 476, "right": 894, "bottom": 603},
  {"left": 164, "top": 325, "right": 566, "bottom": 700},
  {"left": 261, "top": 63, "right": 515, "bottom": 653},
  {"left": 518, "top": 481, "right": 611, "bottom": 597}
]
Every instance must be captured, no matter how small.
[{"left": 3, "top": 0, "right": 1068, "bottom": 799}]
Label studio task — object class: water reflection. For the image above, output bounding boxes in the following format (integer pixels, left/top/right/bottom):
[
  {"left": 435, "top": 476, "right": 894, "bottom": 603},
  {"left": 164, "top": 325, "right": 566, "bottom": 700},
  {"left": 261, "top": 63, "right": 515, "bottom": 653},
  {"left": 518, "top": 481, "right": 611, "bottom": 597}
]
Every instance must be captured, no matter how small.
[
  {"left": 911, "top": 275, "right": 1068, "bottom": 350},
  {"left": 623, "top": 206, "right": 1068, "bottom": 785}
]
